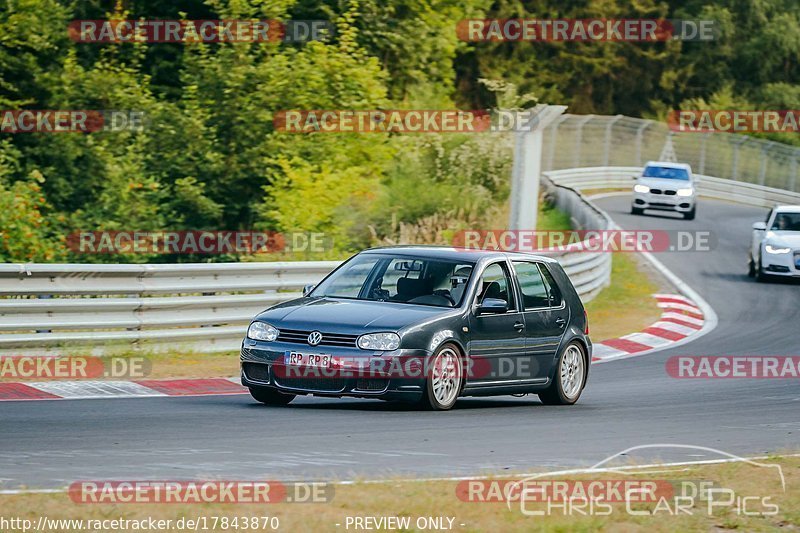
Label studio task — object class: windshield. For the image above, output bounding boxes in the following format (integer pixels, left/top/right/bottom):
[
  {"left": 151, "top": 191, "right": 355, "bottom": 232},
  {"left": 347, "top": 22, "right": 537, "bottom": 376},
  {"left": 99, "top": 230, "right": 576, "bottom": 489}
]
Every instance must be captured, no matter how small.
[
  {"left": 311, "top": 253, "right": 476, "bottom": 308},
  {"left": 771, "top": 212, "right": 800, "bottom": 231},
  {"left": 642, "top": 166, "right": 690, "bottom": 180}
]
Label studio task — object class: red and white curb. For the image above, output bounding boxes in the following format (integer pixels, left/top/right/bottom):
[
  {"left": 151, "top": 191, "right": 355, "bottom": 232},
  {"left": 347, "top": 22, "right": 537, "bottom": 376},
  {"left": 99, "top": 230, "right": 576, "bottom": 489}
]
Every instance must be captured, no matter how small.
[
  {"left": 592, "top": 293, "right": 706, "bottom": 364},
  {"left": 0, "top": 377, "right": 246, "bottom": 401}
]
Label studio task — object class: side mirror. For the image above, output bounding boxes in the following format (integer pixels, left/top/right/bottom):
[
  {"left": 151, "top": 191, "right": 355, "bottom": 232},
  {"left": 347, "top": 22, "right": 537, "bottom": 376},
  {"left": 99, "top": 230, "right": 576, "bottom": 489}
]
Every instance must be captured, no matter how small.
[
  {"left": 476, "top": 298, "right": 508, "bottom": 315},
  {"left": 752, "top": 222, "right": 767, "bottom": 231},
  {"left": 302, "top": 283, "right": 316, "bottom": 297}
]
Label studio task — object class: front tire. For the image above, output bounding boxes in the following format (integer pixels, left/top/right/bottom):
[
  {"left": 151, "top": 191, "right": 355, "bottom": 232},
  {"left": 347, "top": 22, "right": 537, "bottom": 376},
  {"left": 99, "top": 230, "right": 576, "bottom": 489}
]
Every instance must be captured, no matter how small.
[
  {"left": 755, "top": 252, "right": 770, "bottom": 283},
  {"left": 747, "top": 255, "right": 756, "bottom": 277},
  {"left": 249, "top": 386, "right": 295, "bottom": 406},
  {"left": 420, "top": 343, "right": 463, "bottom": 411},
  {"left": 683, "top": 206, "right": 696, "bottom": 220},
  {"left": 539, "top": 342, "right": 587, "bottom": 405},
  {"left": 631, "top": 206, "right": 643, "bottom": 215}
]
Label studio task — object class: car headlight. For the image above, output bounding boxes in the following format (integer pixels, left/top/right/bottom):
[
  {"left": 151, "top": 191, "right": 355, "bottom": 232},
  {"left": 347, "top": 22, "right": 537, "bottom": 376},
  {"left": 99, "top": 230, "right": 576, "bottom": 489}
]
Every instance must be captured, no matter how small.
[
  {"left": 765, "top": 244, "right": 792, "bottom": 254},
  {"left": 357, "top": 332, "right": 400, "bottom": 351},
  {"left": 676, "top": 188, "right": 694, "bottom": 197},
  {"left": 247, "top": 321, "right": 279, "bottom": 341},
  {"left": 633, "top": 184, "right": 650, "bottom": 193}
]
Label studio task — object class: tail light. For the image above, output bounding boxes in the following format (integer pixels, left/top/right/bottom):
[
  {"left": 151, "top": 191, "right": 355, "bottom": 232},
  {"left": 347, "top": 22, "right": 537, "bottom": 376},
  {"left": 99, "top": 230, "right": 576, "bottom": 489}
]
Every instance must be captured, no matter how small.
[{"left": 584, "top": 310, "right": 589, "bottom": 335}]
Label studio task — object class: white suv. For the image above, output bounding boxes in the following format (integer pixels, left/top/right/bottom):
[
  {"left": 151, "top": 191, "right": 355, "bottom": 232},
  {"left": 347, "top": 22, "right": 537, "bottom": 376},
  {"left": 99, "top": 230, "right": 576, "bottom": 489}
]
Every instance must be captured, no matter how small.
[{"left": 631, "top": 162, "right": 697, "bottom": 220}]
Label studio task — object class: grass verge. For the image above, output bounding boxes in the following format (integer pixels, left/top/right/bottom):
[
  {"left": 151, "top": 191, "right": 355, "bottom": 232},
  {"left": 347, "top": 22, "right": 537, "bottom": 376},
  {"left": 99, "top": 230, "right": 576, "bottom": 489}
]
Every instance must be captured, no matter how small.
[
  {"left": 584, "top": 252, "right": 666, "bottom": 342},
  {"left": 0, "top": 455, "right": 797, "bottom": 532}
]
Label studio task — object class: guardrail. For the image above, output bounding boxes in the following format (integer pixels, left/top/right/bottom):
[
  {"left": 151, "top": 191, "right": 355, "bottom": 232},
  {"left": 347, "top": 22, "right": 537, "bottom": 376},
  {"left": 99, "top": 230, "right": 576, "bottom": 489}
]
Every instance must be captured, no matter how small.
[{"left": 0, "top": 190, "right": 613, "bottom": 355}]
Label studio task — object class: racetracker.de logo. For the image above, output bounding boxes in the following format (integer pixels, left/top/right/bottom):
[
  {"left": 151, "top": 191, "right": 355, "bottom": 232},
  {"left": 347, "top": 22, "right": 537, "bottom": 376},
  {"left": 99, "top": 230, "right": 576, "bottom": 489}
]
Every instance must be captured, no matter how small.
[
  {"left": 666, "top": 356, "right": 800, "bottom": 379},
  {"left": 456, "top": 19, "right": 715, "bottom": 42},
  {"left": 451, "top": 230, "right": 715, "bottom": 253},
  {"left": 668, "top": 110, "right": 800, "bottom": 133},
  {"left": 67, "top": 231, "right": 329, "bottom": 255},
  {"left": 68, "top": 481, "right": 333, "bottom": 504},
  {"left": 0, "top": 110, "right": 143, "bottom": 133},
  {"left": 68, "top": 20, "right": 333, "bottom": 43},
  {"left": 0, "top": 356, "right": 150, "bottom": 380}
]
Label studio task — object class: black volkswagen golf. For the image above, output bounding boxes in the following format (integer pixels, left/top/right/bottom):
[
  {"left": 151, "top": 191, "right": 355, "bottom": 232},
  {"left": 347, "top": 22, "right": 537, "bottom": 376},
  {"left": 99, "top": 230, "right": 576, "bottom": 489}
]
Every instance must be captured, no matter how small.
[{"left": 241, "top": 246, "right": 591, "bottom": 410}]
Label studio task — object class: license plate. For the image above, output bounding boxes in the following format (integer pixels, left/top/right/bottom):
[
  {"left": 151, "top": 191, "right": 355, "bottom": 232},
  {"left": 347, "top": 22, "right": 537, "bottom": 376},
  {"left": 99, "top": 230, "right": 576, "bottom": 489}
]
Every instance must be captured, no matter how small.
[{"left": 284, "top": 351, "right": 331, "bottom": 368}]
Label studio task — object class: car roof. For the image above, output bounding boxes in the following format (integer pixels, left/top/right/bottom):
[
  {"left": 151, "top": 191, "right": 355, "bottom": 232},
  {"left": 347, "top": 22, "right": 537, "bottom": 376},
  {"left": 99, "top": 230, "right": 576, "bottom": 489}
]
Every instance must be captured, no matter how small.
[
  {"left": 774, "top": 205, "right": 800, "bottom": 213},
  {"left": 644, "top": 161, "right": 692, "bottom": 170},
  {"left": 360, "top": 245, "right": 559, "bottom": 264}
]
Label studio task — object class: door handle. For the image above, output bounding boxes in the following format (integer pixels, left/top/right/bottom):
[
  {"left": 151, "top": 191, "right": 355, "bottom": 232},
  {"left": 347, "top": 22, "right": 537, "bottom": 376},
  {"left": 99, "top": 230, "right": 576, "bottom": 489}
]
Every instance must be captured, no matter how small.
[
  {"left": 513, "top": 322, "right": 525, "bottom": 331},
  {"left": 555, "top": 317, "right": 566, "bottom": 328}
]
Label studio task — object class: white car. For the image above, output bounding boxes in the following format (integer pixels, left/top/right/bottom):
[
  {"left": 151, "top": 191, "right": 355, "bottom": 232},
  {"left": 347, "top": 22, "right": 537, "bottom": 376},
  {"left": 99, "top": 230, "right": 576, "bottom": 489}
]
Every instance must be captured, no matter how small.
[
  {"left": 631, "top": 161, "right": 697, "bottom": 220},
  {"left": 749, "top": 205, "right": 800, "bottom": 281}
]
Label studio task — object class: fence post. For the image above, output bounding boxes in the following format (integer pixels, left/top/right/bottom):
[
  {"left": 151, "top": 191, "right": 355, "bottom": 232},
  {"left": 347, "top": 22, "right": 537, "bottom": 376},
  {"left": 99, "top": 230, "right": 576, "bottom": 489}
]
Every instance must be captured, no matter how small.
[
  {"left": 635, "top": 120, "right": 651, "bottom": 166},
  {"left": 731, "top": 137, "right": 748, "bottom": 181},
  {"left": 603, "top": 115, "right": 623, "bottom": 166},
  {"left": 546, "top": 114, "right": 568, "bottom": 171},
  {"left": 509, "top": 105, "right": 568, "bottom": 231},
  {"left": 699, "top": 133, "right": 708, "bottom": 174},
  {"left": 573, "top": 115, "right": 594, "bottom": 168},
  {"left": 758, "top": 144, "right": 770, "bottom": 186}
]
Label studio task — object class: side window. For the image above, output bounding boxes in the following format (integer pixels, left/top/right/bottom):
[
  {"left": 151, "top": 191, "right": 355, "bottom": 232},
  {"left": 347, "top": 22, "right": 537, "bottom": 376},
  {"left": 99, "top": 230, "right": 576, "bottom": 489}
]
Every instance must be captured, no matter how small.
[
  {"left": 322, "top": 258, "right": 380, "bottom": 298},
  {"left": 477, "top": 262, "right": 515, "bottom": 311},
  {"left": 513, "top": 261, "right": 550, "bottom": 310},
  {"left": 539, "top": 264, "right": 563, "bottom": 307}
]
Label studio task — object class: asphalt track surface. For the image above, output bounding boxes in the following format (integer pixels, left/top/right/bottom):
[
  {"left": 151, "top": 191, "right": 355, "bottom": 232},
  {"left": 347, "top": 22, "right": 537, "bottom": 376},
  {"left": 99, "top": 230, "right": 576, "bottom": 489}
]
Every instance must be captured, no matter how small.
[{"left": 2, "top": 198, "right": 799, "bottom": 490}]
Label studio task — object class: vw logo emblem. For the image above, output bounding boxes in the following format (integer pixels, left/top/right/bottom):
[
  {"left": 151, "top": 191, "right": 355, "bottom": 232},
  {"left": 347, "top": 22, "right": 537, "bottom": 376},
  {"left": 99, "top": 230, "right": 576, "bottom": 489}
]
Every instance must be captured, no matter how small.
[{"left": 307, "top": 331, "right": 323, "bottom": 346}]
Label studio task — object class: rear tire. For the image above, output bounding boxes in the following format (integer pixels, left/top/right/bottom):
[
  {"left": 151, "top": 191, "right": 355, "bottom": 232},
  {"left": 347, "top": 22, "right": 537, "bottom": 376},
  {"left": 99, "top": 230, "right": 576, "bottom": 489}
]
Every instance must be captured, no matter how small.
[
  {"left": 539, "top": 342, "right": 587, "bottom": 406},
  {"left": 419, "top": 343, "right": 463, "bottom": 411},
  {"left": 747, "top": 256, "right": 756, "bottom": 277},
  {"left": 249, "top": 386, "right": 295, "bottom": 406}
]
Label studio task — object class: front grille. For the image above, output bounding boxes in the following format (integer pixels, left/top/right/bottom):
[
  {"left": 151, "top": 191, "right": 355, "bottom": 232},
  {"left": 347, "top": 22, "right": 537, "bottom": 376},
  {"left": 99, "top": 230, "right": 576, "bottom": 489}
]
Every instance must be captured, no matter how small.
[
  {"left": 274, "top": 376, "right": 348, "bottom": 392},
  {"left": 664, "top": 190, "right": 677, "bottom": 196},
  {"left": 650, "top": 202, "right": 676, "bottom": 208},
  {"left": 277, "top": 328, "right": 358, "bottom": 348},
  {"left": 767, "top": 265, "right": 791, "bottom": 273},
  {"left": 243, "top": 362, "right": 270, "bottom": 383},
  {"left": 650, "top": 189, "right": 663, "bottom": 195}
]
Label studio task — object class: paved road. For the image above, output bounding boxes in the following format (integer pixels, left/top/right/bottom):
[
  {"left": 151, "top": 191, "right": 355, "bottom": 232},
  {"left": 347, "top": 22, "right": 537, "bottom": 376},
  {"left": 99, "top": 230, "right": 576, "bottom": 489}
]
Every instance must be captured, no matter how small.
[{"left": 2, "top": 198, "right": 799, "bottom": 490}]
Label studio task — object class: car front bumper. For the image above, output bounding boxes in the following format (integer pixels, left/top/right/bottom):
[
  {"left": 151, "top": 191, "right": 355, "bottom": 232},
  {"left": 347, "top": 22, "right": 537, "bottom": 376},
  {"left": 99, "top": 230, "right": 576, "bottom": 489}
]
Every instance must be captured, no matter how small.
[
  {"left": 760, "top": 249, "right": 800, "bottom": 277},
  {"left": 632, "top": 191, "right": 695, "bottom": 212},
  {"left": 240, "top": 339, "right": 430, "bottom": 401}
]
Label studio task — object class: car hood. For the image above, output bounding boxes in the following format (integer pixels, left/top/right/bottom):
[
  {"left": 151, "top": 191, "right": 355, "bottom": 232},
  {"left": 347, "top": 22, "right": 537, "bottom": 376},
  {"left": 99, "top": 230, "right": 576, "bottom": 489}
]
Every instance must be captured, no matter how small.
[
  {"left": 255, "top": 297, "right": 456, "bottom": 333},
  {"left": 637, "top": 177, "right": 693, "bottom": 189},
  {"left": 765, "top": 231, "right": 800, "bottom": 248}
]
